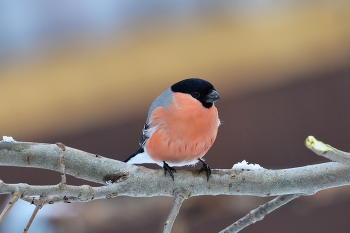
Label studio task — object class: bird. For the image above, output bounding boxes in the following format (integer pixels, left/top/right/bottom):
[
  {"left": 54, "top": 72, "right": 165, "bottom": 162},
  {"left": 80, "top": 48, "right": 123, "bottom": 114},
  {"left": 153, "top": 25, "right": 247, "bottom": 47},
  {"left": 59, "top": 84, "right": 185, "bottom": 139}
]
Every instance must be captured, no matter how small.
[{"left": 124, "top": 78, "right": 220, "bottom": 181}]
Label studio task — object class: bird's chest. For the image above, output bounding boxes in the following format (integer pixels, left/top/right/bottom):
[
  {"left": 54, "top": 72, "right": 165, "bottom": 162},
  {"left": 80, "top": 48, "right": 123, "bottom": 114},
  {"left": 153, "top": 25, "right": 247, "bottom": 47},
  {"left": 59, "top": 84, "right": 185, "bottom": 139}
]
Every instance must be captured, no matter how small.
[{"left": 152, "top": 100, "right": 218, "bottom": 136}]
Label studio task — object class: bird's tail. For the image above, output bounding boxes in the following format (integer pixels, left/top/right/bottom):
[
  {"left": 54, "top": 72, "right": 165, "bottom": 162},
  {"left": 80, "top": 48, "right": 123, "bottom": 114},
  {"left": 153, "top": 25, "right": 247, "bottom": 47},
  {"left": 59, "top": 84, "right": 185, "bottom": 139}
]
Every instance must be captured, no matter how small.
[{"left": 124, "top": 147, "right": 144, "bottom": 163}]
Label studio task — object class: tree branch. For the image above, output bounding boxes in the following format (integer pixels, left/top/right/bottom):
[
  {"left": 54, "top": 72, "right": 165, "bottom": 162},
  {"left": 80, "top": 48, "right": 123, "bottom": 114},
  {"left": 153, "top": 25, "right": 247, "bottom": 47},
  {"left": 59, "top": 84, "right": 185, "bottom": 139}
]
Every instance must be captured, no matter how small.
[
  {"left": 220, "top": 194, "right": 301, "bottom": 233},
  {"left": 1, "top": 141, "right": 350, "bottom": 199},
  {"left": 163, "top": 187, "right": 190, "bottom": 233},
  {"left": 2, "top": 138, "right": 350, "bottom": 232}
]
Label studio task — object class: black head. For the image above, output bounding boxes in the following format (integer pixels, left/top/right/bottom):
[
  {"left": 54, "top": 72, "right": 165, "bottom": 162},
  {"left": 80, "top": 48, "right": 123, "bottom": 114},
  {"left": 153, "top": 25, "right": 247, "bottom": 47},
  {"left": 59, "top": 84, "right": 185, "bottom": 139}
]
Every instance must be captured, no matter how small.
[{"left": 171, "top": 78, "right": 220, "bottom": 108}]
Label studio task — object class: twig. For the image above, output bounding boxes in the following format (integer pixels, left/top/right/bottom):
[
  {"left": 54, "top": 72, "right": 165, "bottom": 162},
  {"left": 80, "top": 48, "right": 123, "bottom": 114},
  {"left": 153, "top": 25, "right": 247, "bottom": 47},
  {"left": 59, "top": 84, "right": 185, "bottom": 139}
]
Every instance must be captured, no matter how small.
[
  {"left": 305, "top": 136, "right": 350, "bottom": 165},
  {"left": 220, "top": 194, "right": 301, "bottom": 233},
  {"left": 56, "top": 142, "right": 67, "bottom": 189},
  {"left": 163, "top": 188, "right": 190, "bottom": 233},
  {"left": 23, "top": 197, "right": 45, "bottom": 233},
  {"left": 0, "top": 193, "right": 19, "bottom": 223}
]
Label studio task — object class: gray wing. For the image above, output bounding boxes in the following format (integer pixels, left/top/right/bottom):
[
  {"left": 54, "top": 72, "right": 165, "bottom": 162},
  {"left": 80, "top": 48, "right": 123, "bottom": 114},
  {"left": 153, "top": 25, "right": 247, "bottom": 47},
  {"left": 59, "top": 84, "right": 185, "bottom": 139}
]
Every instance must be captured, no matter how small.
[{"left": 139, "top": 87, "right": 173, "bottom": 146}]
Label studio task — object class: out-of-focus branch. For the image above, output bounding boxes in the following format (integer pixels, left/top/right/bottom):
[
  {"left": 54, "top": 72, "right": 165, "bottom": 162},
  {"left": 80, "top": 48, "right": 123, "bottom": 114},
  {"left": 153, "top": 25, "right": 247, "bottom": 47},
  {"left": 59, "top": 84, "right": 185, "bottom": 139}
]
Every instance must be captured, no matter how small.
[
  {"left": 219, "top": 194, "right": 301, "bottom": 233},
  {"left": 23, "top": 197, "right": 45, "bottom": 233},
  {"left": 0, "top": 193, "right": 19, "bottom": 223}
]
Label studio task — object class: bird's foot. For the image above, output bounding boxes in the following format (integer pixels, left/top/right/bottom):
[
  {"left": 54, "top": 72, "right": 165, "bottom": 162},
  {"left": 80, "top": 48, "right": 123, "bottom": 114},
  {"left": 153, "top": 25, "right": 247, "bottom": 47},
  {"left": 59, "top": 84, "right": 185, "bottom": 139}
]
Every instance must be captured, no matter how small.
[
  {"left": 163, "top": 161, "right": 177, "bottom": 181},
  {"left": 198, "top": 158, "right": 211, "bottom": 181}
]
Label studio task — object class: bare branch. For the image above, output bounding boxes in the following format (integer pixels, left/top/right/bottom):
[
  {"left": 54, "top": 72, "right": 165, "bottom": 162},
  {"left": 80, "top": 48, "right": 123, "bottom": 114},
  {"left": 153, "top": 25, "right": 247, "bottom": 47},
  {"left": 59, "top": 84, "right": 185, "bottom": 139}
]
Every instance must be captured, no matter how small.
[
  {"left": 23, "top": 197, "right": 45, "bottom": 233},
  {"left": 220, "top": 194, "right": 301, "bottom": 233},
  {"left": 2, "top": 141, "right": 350, "bottom": 199},
  {"left": 1, "top": 160, "right": 350, "bottom": 200},
  {"left": 0, "top": 193, "right": 19, "bottom": 223},
  {"left": 163, "top": 188, "right": 190, "bottom": 233},
  {"left": 306, "top": 136, "right": 350, "bottom": 165}
]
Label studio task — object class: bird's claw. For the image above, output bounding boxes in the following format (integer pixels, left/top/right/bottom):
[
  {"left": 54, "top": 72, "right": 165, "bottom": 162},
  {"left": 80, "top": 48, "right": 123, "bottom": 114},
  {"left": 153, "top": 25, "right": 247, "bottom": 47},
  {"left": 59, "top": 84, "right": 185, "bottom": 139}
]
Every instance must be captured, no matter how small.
[
  {"left": 163, "top": 161, "right": 176, "bottom": 181},
  {"left": 198, "top": 158, "right": 211, "bottom": 181}
]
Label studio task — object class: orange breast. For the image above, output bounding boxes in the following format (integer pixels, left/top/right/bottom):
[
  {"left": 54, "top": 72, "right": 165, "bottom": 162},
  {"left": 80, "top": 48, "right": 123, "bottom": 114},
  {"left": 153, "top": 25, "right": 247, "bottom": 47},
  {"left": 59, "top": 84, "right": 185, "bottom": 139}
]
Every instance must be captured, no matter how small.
[{"left": 145, "top": 93, "right": 219, "bottom": 164}]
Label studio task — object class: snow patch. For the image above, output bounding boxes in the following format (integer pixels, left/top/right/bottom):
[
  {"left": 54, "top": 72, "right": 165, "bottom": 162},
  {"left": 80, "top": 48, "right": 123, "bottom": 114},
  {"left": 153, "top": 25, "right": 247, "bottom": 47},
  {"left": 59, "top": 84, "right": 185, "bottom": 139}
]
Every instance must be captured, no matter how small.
[
  {"left": 232, "top": 160, "right": 263, "bottom": 170},
  {"left": 2, "top": 136, "right": 16, "bottom": 142}
]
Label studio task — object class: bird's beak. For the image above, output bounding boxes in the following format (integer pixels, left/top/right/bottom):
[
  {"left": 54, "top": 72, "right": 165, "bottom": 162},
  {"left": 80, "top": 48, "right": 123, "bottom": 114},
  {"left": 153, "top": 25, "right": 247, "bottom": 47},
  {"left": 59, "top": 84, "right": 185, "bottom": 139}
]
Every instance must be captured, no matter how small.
[{"left": 206, "top": 89, "right": 220, "bottom": 103}]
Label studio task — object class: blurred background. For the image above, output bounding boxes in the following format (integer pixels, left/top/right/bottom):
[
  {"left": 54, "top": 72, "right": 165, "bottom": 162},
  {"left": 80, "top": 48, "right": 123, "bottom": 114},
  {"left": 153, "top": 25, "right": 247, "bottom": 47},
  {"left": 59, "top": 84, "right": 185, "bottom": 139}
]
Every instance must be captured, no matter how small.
[{"left": 1, "top": 1, "right": 350, "bottom": 232}]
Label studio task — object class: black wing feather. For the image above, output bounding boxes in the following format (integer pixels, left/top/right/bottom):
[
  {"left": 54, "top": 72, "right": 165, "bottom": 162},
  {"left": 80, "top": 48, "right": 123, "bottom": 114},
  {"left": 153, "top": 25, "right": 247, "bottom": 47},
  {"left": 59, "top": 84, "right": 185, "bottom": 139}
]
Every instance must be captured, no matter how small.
[
  {"left": 124, "top": 147, "right": 144, "bottom": 163},
  {"left": 139, "top": 123, "right": 149, "bottom": 146}
]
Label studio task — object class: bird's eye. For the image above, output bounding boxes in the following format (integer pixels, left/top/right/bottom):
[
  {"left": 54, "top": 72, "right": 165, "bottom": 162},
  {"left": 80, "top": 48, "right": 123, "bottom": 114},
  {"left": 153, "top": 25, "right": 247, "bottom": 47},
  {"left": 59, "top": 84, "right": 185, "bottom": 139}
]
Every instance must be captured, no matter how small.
[{"left": 191, "top": 92, "right": 200, "bottom": 99}]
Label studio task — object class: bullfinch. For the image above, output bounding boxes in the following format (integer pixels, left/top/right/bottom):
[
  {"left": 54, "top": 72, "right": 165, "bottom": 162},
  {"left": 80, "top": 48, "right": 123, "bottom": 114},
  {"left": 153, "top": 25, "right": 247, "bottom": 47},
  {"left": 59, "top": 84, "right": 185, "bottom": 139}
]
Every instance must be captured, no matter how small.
[{"left": 124, "top": 78, "right": 220, "bottom": 181}]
